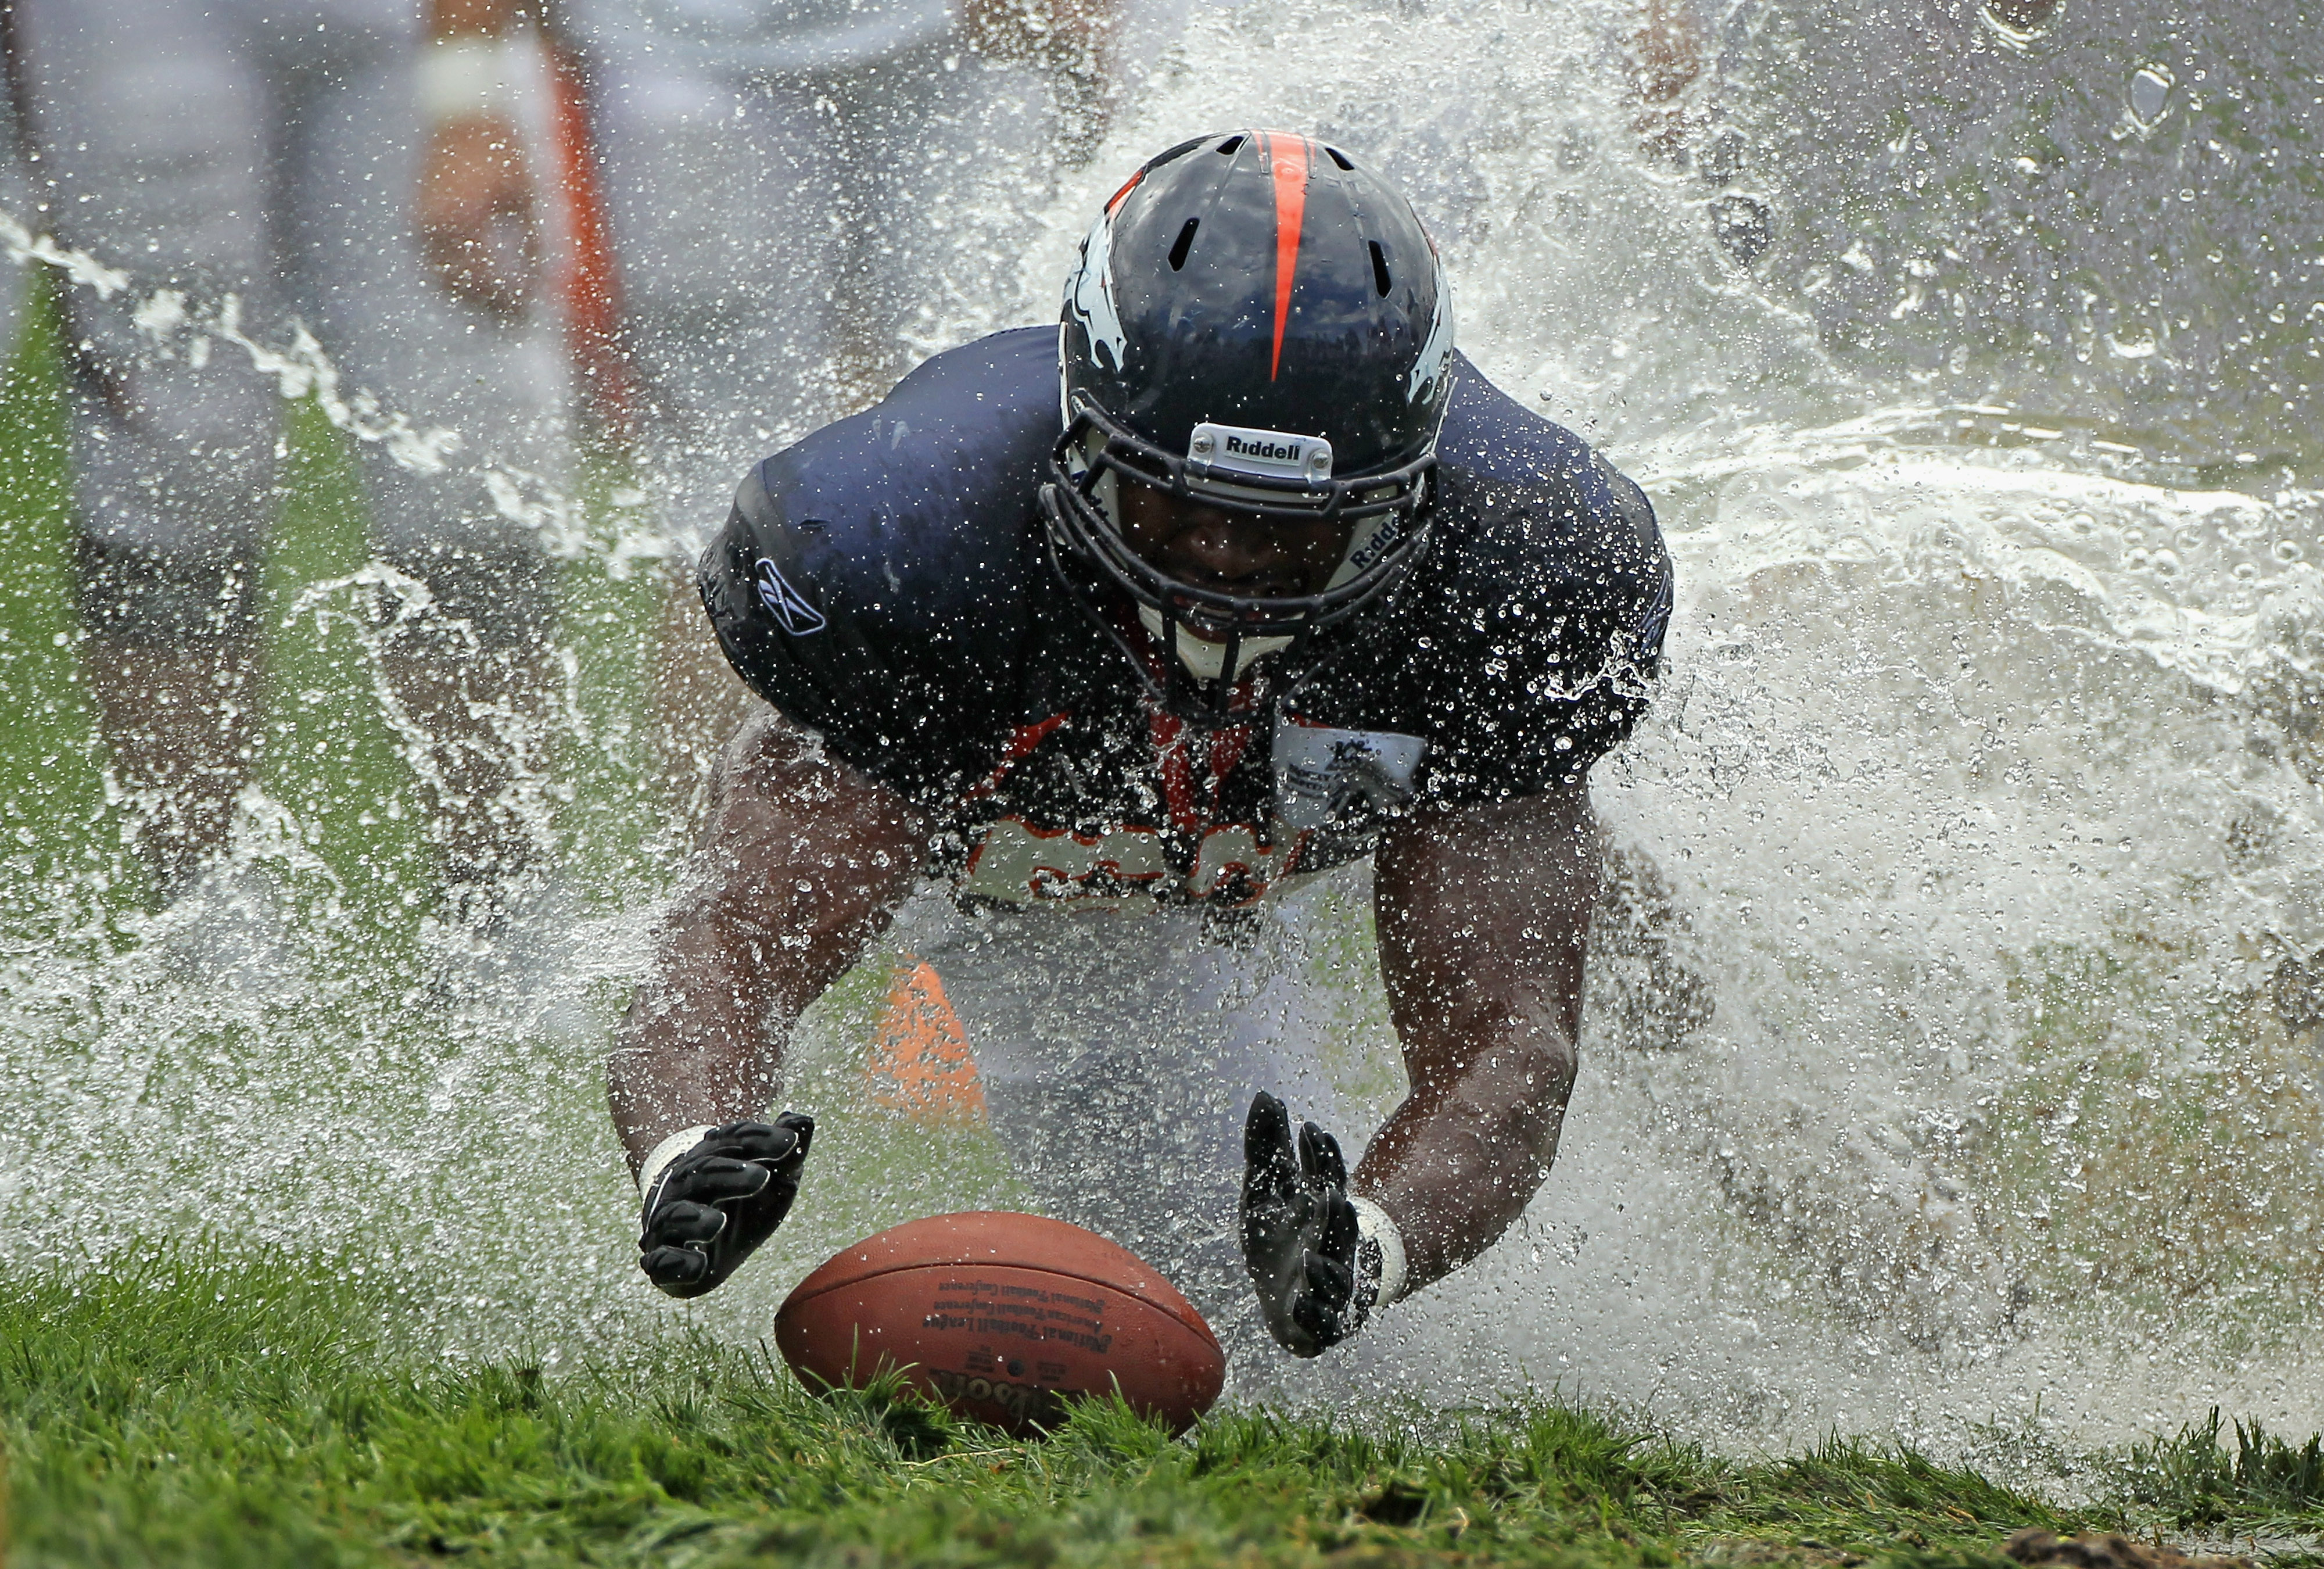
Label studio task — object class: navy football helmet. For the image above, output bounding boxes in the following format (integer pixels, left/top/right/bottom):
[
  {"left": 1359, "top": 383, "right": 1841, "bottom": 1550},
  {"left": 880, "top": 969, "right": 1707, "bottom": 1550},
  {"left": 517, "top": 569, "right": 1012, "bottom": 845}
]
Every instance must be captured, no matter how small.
[{"left": 1041, "top": 130, "right": 1457, "bottom": 717}]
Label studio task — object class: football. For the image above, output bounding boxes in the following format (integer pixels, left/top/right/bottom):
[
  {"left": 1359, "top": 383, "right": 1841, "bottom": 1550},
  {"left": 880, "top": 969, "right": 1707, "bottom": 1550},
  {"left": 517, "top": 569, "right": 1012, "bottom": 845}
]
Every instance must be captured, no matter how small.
[{"left": 776, "top": 1211, "right": 1225, "bottom": 1437}]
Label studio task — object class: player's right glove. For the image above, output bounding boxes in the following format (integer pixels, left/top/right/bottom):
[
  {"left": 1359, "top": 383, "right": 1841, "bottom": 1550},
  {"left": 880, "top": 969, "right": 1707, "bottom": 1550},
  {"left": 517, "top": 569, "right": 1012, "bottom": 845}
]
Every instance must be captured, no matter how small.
[
  {"left": 1240, "top": 1091, "right": 1377, "bottom": 1357},
  {"left": 636, "top": 1115, "right": 813, "bottom": 1299}
]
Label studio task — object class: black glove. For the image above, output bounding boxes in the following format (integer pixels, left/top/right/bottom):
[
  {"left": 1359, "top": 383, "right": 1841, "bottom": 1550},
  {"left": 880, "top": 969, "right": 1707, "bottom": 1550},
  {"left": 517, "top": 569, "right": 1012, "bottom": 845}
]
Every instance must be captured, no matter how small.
[
  {"left": 637, "top": 1115, "right": 813, "bottom": 1299},
  {"left": 1240, "top": 1091, "right": 1377, "bottom": 1357}
]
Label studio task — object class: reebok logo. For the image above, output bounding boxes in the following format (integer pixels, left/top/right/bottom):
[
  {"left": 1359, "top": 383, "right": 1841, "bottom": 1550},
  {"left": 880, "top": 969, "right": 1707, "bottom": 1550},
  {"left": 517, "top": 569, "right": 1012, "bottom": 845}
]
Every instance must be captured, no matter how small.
[{"left": 754, "top": 557, "right": 827, "bottom": 636}]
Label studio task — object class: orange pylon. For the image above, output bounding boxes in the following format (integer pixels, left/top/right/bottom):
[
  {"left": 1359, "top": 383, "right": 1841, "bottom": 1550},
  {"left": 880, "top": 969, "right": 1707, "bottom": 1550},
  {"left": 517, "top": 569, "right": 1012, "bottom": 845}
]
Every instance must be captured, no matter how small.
[{"left": 867, "top": 956, "right": 987, "bottom": 1124}]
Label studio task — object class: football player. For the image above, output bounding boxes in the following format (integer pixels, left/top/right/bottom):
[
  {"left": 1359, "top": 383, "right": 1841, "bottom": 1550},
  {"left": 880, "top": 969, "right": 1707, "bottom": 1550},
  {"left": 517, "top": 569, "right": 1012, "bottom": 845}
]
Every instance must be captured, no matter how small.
[
  {"left": 5, "top": 0, "right": 565, "bottom": 954},
  {"left": 615, "top": 132, "right": 1673, "bottom": 1358}
]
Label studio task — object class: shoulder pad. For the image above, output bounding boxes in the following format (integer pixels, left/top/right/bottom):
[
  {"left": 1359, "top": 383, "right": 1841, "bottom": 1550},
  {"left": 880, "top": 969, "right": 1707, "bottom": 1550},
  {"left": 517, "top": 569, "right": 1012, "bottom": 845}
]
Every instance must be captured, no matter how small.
[{"left": 697, "top": 329, "right": 1063, "bottom": 805}]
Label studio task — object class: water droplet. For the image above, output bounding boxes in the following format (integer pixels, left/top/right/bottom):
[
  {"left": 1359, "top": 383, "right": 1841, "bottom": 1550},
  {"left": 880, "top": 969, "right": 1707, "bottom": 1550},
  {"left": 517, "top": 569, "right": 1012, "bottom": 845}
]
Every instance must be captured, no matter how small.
[
  {"left": 1979, "top": 0, "right": 2058, "bottom": 48},
  {"left": 2128, "top": 65, "right": 2174, "bottom": 131}
]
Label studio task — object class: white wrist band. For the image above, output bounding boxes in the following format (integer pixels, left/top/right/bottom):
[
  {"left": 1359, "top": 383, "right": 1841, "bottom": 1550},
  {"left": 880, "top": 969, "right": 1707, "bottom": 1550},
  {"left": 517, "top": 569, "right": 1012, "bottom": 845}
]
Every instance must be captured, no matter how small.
[
  {"left": 1349, "top": 1196, "right": 1410, "bottom": 1306},
  {"left": 636, "top": 1124, "right": 716, "bottom": 1198},
  {"left": 418, "top": 37, "right": 517, "bottom": 126}
]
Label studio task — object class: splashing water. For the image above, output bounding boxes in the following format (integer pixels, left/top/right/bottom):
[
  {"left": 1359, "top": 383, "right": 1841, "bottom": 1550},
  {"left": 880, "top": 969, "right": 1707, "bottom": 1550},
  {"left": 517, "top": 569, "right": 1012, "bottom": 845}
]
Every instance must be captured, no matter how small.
[{"left": 1, "top": 0, "right": 2319, "bottom": 1467}]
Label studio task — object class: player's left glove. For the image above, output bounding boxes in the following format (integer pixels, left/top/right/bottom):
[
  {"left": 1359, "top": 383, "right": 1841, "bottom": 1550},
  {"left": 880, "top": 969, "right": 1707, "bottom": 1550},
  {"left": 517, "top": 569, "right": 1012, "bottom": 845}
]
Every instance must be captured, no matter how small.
[
  {"left": 1241, "top": 1091, "right": 1389, "bottom": 1357},
  {"left": 636, "top": 1115, "right": 813, "bottom": 1299}
]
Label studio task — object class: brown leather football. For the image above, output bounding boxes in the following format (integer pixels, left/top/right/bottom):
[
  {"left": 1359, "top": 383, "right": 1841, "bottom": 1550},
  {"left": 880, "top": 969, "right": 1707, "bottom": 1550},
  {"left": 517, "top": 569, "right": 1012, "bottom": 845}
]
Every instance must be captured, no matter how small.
[{"left": 774, "top": 1211, "right": 1225, "bottom": 1436}]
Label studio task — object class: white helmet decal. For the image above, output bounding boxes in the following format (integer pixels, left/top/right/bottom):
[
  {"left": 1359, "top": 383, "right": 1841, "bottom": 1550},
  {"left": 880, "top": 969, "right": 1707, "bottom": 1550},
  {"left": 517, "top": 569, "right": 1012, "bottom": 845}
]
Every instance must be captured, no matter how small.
[
  {"left": 1064, "top": 211, "right": 1131, "bottom": 379},
  {"left": 1407, "top": 280, "right": 1455, "bottom": 406}
]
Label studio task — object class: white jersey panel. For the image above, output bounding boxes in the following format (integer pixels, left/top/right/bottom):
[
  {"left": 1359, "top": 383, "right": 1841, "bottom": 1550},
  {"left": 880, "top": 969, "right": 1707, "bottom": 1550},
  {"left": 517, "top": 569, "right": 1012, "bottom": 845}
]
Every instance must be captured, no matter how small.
[{"left": 560, "top": 0, "right": 951, "bottom": 78}]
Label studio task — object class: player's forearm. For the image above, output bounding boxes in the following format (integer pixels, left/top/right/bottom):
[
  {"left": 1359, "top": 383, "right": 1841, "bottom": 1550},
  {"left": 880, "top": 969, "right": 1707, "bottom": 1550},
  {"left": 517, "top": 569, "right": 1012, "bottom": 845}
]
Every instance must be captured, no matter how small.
[
  {"left": 1054, "top": 0, "right": 1120, "bottom": 62},
  {"left": 609, "top": 911, "right": 797, "bottom": 1170},
  {"left": 960, "top": 0, "right": 1117, "bottom": 71},
  {"left": 608, "top": 710, "right": 927, "bottom": 1170},
  {"left": 1364, "top": 787, "right": 1602, "bottom": 1293},
  {"left": 1353, "top": 1009, "right": 1576, "bottom": 1290},
  {"left": 609, "top": 844, "right": 914, "bottom": 1166}
]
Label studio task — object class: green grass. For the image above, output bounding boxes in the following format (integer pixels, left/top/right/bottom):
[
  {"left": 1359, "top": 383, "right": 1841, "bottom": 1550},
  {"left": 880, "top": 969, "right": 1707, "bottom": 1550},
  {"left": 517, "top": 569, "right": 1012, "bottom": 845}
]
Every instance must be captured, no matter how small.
[
  {"left": 2113, "top": 1412, "right": 2324, "bottom": 1535},
  {"left": 2, "top": 1251, "right": 2318, "bottom": 1568},
  {"left": 0, "top": 277, "right": 120, "bottom": 940},
  {"left": 1978, "top": 938, "right": 2324, "bottom": 1335}
]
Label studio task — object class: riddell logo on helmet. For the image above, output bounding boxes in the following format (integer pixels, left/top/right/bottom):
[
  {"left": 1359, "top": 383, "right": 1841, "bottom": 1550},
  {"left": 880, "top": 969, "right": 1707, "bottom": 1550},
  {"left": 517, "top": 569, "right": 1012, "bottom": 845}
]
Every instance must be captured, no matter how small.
[
  {"left": 1187, "top": 421, "right": 1333, "bottom": 482},
  {"left": 1227, "top": 434, "right": 1302, "bottom": 463}
]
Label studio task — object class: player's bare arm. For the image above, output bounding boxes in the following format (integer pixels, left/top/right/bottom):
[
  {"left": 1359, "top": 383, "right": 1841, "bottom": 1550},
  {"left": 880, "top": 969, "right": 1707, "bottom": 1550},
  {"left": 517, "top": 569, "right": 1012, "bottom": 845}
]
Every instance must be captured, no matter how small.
[
  {"left": 957, "top": 0, "right": 1120, "bottom": 69},
  {"left": 608, "top": 706, "right": 924, "bottom": 1295},
  {"left": 416, "top": 0, "right": 539, "bottom": 316},
  {"left": 958, "top": 0, "right": 1123, "bottom": 146},
  {"left": 415, "top": 0, "right": 1126, "bottom": 315},
  {"left": 1363, "top": 785, "right": 1601, "bottom": 1288},
  {"left": 1239, "top": 786, "right": 1603, "bottom": 1355},
  {"left": 609, "top": 705, "right": 923, "bottom": 1164}
]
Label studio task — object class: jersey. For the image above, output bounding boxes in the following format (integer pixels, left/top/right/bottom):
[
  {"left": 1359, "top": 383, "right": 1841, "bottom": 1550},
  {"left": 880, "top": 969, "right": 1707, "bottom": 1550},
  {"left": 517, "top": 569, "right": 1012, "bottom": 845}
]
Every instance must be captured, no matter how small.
[{"left": 701, "top": 327, "right": 1673, "bottom": 912}]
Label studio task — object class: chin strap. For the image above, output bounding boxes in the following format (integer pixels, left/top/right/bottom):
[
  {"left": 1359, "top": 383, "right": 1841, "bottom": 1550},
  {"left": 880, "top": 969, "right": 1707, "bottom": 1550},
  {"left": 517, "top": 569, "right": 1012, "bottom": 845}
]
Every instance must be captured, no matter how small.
[
  {"left": 1044, "top": 520, "right": 1285, "bottom": 728},
  {"left": 1136, "top": 603, "right": 1296, "bottom": 682}
]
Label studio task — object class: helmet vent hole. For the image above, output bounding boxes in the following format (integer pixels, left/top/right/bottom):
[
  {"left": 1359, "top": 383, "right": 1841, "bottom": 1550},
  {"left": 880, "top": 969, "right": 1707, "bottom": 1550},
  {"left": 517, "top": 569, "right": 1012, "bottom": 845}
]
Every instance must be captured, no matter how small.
[
  {"left": 1215, "top": 134, "right": 1245, "bottom": 156},
  {"left": 1369, "top": 241, "right": 1393, "bottom": 297},
  {"left": 1168, "top": 218, "right": 1200, "bottom": 271},
  {"left": 1325, "top": 145, "right": 1355, "bottom": 171}
]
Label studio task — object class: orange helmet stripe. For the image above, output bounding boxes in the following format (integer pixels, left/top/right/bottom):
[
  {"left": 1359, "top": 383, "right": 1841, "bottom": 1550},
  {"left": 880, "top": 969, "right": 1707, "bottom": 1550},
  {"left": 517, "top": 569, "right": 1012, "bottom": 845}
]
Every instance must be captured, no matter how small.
[{"left": 1264, "top": 131, "right": 1313, "bottom": 381}]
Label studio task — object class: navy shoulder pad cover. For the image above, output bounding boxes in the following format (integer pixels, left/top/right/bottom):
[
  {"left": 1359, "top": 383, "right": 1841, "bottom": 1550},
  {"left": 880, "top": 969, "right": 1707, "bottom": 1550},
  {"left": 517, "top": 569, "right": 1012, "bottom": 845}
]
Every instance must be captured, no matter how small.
[
  {"left": 700, "top": 327, "right": 1060, "bottom": 804},
  {"left": 1290, "top": 360, "right": 1674, "bottom": 805},
  {"left": 702, "top": 331, "right": 1674, "bottom": 826}
]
